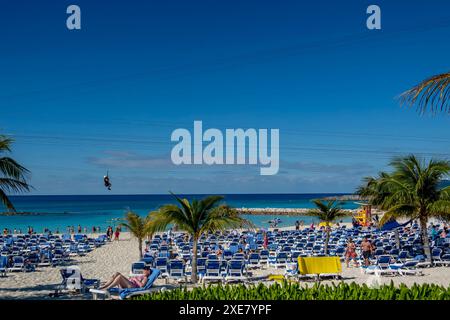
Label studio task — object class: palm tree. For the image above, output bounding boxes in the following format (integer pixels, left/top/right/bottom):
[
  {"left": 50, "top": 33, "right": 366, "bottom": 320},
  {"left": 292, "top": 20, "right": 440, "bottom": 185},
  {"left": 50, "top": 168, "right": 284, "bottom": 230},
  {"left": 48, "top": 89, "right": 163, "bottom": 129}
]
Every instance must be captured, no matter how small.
[
  {"left": 304, "top": 199, "right": 348, "bottom": 255},
  {"left": 357, "top": 155, "right": 450, "bottom": 262},
  {"left": 400, "top": 72, "right": 450, "bottom": 114},
  {"left": 149, "top": 194, "right": 253, "bottom": 283},
  {"left": 120, "top": 211, "right": 154, "bottom": 259},
  {"left": 0, "top": 135, "right": 31, "bottom": 211}
]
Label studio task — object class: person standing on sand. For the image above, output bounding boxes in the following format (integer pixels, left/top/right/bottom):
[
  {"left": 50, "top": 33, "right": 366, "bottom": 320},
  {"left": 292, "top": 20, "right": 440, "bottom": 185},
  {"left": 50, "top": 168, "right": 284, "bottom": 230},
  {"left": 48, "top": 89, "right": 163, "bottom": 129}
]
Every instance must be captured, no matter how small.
[
  {"left": 360, "top": 237, "right": 373, "bottom": 267},
  {"left": 295, "top": 221, "right": 300, "bottom": 231},
  {"left": 345, "top": 238, "right": 358, "bottom": 267},
  {"left": 114, "top": 226, "right": 120, "bottom": 241},
  {"left": 106, "top": 226, "right": 113, "bottom": 240}
]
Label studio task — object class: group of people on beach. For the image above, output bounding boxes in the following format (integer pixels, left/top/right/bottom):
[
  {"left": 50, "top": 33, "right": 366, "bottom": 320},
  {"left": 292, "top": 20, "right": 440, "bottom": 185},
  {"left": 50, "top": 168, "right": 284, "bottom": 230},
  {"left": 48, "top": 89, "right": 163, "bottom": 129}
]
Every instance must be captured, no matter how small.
[
  {"left": 2, "top": 225, "right": 106, "bottom": 236},
  {"left": 344, "top": 236, "right": 375, "bottom": 267},
  {"left": 106, "top": 226, "right": 121, "bottom": 241}
]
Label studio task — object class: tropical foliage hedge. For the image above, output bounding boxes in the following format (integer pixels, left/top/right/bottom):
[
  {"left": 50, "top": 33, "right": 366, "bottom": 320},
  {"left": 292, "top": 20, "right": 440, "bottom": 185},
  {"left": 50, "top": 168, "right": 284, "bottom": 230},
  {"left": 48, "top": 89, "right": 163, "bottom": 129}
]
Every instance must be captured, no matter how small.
[{"left": 135, "top": 281, "right": 450, "bottom": 300}]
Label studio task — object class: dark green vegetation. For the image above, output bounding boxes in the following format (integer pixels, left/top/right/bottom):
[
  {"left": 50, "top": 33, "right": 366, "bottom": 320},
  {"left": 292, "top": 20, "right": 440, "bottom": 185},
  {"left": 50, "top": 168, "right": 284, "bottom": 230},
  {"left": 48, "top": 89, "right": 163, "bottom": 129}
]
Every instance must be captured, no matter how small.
[{"left": 136, "top": 281, "right": 450, "bottom": 300}]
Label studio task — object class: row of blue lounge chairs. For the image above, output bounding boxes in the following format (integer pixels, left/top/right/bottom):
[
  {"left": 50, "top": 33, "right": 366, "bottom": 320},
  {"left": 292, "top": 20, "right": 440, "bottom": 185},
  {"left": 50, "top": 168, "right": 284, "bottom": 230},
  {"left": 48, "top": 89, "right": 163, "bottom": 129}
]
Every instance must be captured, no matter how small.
[
  {"left": 129, "top": 223, "right": 449, "bottom": 284},
  {"left": 0, "top": 234, "right": 108, "bottom": 276}
]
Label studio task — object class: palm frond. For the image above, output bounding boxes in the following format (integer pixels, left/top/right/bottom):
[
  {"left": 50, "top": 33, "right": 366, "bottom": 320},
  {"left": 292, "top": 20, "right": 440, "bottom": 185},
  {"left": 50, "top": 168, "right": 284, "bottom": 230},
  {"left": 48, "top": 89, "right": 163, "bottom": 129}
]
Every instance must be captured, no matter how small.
[
  {"left": 0, "top": 178, "right": 30, "bottom": 193},
  {"left": 0, "top": 157, "right": 30, "bottom": 180},
  {"left": 0, "top": 188, "right": 16, "bottom": 211},
  {"left": 399, "top": 72, "right": 450, "bottom": 114},
  {"left": 0, "top": 136, "right": 13, "bottom": 153}
]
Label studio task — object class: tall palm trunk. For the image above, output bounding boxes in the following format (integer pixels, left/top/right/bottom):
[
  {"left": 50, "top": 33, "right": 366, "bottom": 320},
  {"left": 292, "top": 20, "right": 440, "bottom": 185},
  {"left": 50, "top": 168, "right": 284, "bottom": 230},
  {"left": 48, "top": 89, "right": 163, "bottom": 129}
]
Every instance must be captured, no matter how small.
[
  {"left": 324, "top": 225, "right": 330, "bottom": 255},
  {"left": 419, "top": 216, "right": 432, "bottom": 263},
  {"left": 191, "top": 235, "right": 198, "bottom": 283},
  {"left": 138, "top": 238, "right": 143, "bottom": 259}
]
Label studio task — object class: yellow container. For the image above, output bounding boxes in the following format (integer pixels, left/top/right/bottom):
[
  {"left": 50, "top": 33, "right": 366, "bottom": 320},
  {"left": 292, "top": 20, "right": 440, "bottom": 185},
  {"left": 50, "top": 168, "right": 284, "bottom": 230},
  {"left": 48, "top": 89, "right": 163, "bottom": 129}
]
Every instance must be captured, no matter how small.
[{"left": 297, "top": 256, "right": 342, "bottom": 275}]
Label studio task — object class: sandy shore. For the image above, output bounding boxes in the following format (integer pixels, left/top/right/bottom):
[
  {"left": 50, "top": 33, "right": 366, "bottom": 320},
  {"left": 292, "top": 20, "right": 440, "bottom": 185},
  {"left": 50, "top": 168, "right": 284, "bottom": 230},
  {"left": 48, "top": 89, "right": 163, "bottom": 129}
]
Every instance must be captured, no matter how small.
[{"left": 1, "top": 231, "right": 449, "bottom": 300}]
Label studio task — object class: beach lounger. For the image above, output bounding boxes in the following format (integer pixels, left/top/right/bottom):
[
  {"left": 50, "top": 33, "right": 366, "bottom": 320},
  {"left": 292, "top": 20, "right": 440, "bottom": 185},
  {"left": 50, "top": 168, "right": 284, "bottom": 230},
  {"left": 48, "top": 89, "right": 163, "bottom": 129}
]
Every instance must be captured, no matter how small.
[
  {"left": 202, "top": 260, "right": 223, "bottom": 283},
  {"left": 284, "top": 262, "right": 299, "bottom": 279},
  {"left": 155, "top": 257, "right": 169, "bottom": 276},
  {"left": 167, "top": 259, "right": 187, "bottom": 283},
  {"left": 54, "top": 265, "right": 100, "bottom": 296},
  {"left": 90, "top": 268, "right": 161, "bottom": 300},
  {"left": 259, "top": 250, "right": 269, "bottom": 265},
  {"left": 0, "top": 256, "right": 7, "bottom": 277},
  {"left": 440, "top": 254, "right": 450, "bottom": 266},
  {"left": 130, "top": 262, "right": 146, "bottom": 277},
  {"left": 222, "top": 250, "right": 233, "bottom": 261},
  {"left": 140, "top": 255, "right": 154, "bottom": 267},
  {"left": 224, "top": 260, "right": 247, "bottom": 283},
  {"left": 272, "top": 252, "right": 288, "bottom": 268},
  {"left": 195, "top": 257, "right": 207, "bottom": 279},
  {"left": 247, "top": 252, "right": 260, "bottom": 268},
  {"left": 8, "top": 256, "right": 25, "bottom": 272},
  {"left": 389, "top": 260, "right": 423, "bottom": 276},
  {"left": 414, "top": 255, "right": 433, "bottom": 268},
  {"left": 431, "top": 248, "right": 445, "bottom": 266},
  {"left": 364, "top": 255, "right": 397, "bottom": 276},
  {"left": 396, "top": 250, "right": 409, "bottom": 263}
]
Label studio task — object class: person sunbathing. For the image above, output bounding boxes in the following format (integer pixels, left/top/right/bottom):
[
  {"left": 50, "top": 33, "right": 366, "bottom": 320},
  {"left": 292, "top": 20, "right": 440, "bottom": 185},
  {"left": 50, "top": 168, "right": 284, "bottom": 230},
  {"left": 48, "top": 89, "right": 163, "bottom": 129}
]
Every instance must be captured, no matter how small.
[{"left": 99, "top": 266, "right": 152, "bottom": 290}]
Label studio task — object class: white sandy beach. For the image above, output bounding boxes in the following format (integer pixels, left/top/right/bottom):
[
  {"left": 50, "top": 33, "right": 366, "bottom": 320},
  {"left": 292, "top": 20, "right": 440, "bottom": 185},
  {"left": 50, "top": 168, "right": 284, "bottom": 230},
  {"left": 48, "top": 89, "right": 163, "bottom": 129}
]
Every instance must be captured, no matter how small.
[{"left": 1, "top": 230, "right": 449, "bottom": 300}]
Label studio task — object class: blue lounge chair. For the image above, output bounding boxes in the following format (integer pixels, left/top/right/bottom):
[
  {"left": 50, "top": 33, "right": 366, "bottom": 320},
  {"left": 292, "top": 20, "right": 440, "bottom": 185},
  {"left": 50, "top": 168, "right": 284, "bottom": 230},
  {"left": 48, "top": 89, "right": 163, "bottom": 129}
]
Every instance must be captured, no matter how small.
[
  {"left": 90, "top": 268, "right": 161, "bottom": 300},
  {"left": 222, "top": 250, "right": 233, "bottom": 261},
  {"left": 225, "top": 260, "right": 247, "bottom": 283},
  {"left": 259, "top": 250, "right": 269, "bottom": 265},
  {"left": 364, "top": 255, "right": 397, "bottom": 276},
  {"left": 432, "top": 248, "right": 444, "bottom": 266},
  {"left": 389, "top": 260, "right": 423, "bottom": 276},
  {"left": 202, "top": 260, "right": 223, "bottom": 283},
  {"left": 54, "top": 265, "right": 100, "bottom": 296},
  {"left": 130, "top": 262, "right": 146, "bottom": 276},
  {"left": 0, "top": 256, "right": 7, "bottom": 277},
  {"left": 196, "top": 257, "right": 207, "bottom": 278},
  {"left": 167, "top": 259, "right": 186, "bottom": 283},
  {"left": 8, "top": 256, "right": 25, "bottom": 272},
  {"left": 140, "top": 255, "right": 154, "bottom": 267},
  {"left": 247, "top": 253, "right": 260, "bottom": 268},
  {"left": 155, "top": 257, "right": 168, "bottom": 275}
]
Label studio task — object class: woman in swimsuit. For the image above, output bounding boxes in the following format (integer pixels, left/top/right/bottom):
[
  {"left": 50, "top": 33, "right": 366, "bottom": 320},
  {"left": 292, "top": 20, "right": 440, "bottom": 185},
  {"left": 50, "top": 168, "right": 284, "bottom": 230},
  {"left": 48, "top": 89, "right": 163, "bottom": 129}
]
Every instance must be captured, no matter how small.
[
  {"left": 345, "top": 238, "right": 359, "bottom": 267},
  {"left": 99, "top": 266, "right": 152, "bottom": 290}
]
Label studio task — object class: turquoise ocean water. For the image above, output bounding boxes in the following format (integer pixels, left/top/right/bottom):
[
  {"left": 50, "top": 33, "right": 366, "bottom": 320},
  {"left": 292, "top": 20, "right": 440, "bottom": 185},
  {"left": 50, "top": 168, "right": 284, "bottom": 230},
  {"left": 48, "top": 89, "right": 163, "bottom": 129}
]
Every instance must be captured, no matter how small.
[{"left": 1, "top": 194, "right": 358, "bottom": 232}]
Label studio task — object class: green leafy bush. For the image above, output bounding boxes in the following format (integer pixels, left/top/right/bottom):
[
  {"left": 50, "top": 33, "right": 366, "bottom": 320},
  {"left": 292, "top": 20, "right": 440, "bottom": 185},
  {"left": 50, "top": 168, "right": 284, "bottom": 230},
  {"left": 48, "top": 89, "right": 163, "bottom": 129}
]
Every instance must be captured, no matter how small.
[{"left": 135, "top": 281, "right": 450, "bottom": 300}]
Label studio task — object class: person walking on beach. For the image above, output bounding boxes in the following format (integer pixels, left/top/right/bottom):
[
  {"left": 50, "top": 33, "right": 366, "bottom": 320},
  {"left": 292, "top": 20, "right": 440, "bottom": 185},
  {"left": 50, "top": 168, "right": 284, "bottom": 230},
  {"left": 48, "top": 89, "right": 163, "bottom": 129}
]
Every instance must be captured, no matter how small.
[
  {"left": 295, "top": 220, "right": 300, "bottom": 231},
  {"left": 77, "top": 225, "right": 82, "bottom": 233},
  {"left": 114, "top": 226, "right": 121, "bottom": 241},
  {"left": 361, "top": 237, "right": 374, "bottom": 267},
  {"left": 106, "top": 226, "right": 113, "bottom": 240},
  {"left": 345, "top": 238, "right": 358, "bottom": 267}
]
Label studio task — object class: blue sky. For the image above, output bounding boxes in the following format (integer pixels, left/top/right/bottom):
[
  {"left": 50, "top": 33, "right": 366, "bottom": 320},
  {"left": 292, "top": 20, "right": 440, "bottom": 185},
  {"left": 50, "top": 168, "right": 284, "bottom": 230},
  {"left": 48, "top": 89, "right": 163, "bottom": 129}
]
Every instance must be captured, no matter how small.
[{"left": 1, "top": 0, "right": 449, "bottom": 195}]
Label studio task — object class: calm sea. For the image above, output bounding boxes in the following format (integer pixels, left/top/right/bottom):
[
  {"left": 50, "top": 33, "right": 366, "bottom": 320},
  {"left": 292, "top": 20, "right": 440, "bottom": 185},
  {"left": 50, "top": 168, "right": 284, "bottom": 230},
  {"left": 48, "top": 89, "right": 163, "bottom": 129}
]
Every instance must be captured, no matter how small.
[{"left": 1, "top": 194, "right": 358, "bottom": 232}]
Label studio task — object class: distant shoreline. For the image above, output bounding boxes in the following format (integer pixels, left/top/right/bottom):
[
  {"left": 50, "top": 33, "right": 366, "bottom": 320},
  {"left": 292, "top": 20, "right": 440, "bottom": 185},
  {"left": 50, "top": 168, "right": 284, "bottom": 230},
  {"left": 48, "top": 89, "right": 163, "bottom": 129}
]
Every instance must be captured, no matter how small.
[{"left": 236, "top": 207, "right": 358, "bottom": 216}]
